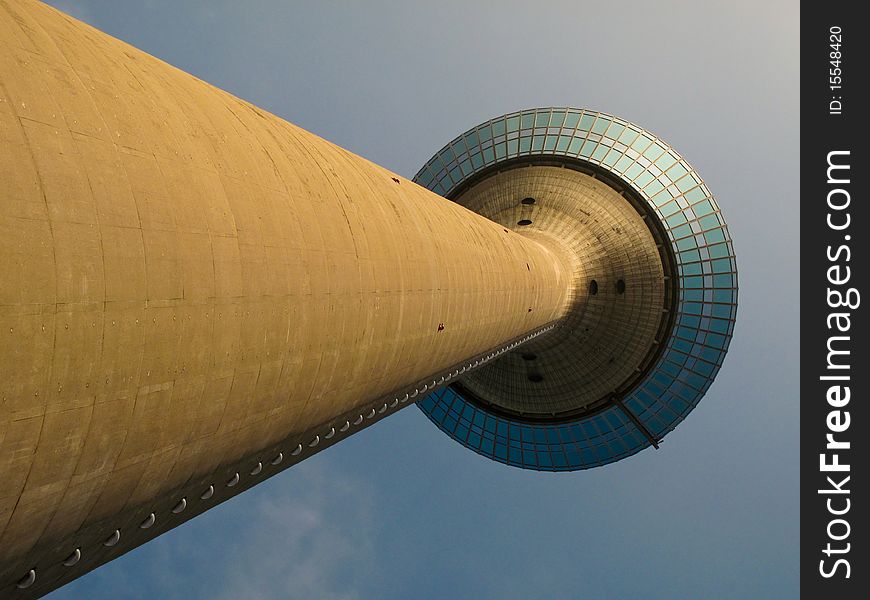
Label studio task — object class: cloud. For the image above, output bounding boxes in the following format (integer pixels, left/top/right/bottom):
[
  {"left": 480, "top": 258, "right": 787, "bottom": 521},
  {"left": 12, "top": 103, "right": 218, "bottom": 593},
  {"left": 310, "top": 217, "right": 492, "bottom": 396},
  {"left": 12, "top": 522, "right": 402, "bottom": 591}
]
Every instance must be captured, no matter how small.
[{"left": 214, "top": 460, "right": 378, "bottom": 600}]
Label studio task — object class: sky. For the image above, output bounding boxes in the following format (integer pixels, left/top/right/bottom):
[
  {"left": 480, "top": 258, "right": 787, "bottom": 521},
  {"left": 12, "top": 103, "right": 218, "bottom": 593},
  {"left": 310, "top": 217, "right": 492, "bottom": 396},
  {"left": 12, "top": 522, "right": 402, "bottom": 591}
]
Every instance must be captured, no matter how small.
[{"left": 42, "top": 1, "right": 800, "bottom": 598}]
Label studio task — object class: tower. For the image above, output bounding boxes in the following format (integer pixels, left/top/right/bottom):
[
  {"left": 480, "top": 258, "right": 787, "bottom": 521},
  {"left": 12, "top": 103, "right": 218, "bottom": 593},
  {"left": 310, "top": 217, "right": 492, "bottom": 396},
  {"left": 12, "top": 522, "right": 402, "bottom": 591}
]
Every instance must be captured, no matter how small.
[{"left": 0, "top": 1, "right": 736, "bottom": 596}]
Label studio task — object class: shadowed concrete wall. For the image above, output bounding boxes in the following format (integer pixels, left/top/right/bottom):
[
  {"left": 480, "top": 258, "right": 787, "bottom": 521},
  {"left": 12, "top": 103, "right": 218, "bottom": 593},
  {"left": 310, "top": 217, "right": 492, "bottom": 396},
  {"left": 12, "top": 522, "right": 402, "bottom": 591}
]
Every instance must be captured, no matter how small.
[{"left": 0, "top": 0, "right": 572, "bottom": 594}]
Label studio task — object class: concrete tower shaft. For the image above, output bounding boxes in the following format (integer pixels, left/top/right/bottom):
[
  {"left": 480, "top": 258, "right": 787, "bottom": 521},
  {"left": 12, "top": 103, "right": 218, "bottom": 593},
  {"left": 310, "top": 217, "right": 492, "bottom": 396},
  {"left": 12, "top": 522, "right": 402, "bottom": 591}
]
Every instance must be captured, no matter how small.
[{"left": 0, "top": 1, "right": 573, "bottom": 594}]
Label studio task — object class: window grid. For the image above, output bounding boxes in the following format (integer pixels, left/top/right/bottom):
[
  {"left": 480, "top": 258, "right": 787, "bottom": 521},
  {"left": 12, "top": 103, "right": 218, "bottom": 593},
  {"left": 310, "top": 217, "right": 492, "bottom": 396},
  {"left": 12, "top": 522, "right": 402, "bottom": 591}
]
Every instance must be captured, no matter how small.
[{"left": 413, "top": 107, "right": 737, "bottom": 471}]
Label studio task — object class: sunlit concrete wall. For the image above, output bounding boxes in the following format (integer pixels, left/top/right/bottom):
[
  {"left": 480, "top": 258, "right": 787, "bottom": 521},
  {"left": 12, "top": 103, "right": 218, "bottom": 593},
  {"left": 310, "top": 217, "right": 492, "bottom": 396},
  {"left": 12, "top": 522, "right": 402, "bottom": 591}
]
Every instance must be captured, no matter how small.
[{"left": 0, "top": 0, "right": 572, "bottom": 594}]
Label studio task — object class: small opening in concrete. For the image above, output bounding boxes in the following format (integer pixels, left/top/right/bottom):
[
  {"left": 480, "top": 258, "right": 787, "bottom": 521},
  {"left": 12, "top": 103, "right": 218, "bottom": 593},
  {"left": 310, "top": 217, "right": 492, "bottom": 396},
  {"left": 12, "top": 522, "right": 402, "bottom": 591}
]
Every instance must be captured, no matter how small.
[
  {"left": 616, "top": 279, "right": 626, "bottom": 294},
  {"left": 517, "top": 219, "right": 532, "bottom": 226},
  {"left": 528, "top": 373, "right": 544, "bottom": 383},
  {"left": 589, "top": 280, "right": 598, "bottom": 295},
  {"left": 63, "top": 548, "right": 81, "bottom": 567},
  {"left": 103, "top": 530, "right": 121, "bottom": 547},
  {"left": 521, "top": 197, "right": 536, "bottom": 205},
  {"left": 521, "top": 353, "right": 537, "bottom": 361},
  {"left": 140, "top": 513, "right": 156, "bottom": 529},
  {"left": 16, "top": 570, "right": 36, "bottom": 589}
]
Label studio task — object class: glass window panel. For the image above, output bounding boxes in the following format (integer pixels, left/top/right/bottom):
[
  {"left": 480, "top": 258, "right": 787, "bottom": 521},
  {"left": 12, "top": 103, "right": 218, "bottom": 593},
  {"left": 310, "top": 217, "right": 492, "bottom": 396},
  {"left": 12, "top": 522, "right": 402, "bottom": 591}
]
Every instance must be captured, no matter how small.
[
  {"left": 592, "top": 144, "right": 609, "bottom": 161},
  {"left": 634, "top": 171, "right": 654, "bottom": 188},
  {"left": 519, "top": 137, "right": 532, "bottom": 153},
  {"left": 655, "top": 152, "right": 677, "bottom": 170},
  {"left": 625, "top": 162, "right": 644, "bottom": 181},
  {"left": 618, "top": 127, "right": 638, "bottom": 144},
  {"left": 705, "top": 228, "right": 726, "bottom": 244},
  {"left": 564, "top": 112, "right": 580, "bottom": 129},
  {"left": 592, "top": 117, "right": 611, "bottom": 134},
  {"left": 521, "top": 113, "right": 535, "bottom": 130}
]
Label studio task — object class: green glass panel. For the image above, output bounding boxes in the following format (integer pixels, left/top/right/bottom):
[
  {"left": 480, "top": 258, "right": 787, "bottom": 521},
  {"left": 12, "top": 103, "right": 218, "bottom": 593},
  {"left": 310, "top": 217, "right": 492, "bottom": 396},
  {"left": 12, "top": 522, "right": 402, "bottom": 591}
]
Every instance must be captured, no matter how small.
[
  {"left": 656, "top": 152, "right": 678, "bottom": 170},
  {"left": 705, "top": 228, "right": 726, "bottom": 244},
  {"left": 699, "top": 214, "right": 721, "bottom": 230},
  {"left": 631, "top": 134, "right": 653, "bottom": 152},
  {"left": 710, "top": 318, "right": 730, "bottom": 333},
  {"left": 676, "top": 238, "right": 698, "bottom": 251},
  {"left": 592, "top": 144, "right": 609, "bottom": 161},
  {"left": 521, "top": 113, "right": 535, "bottom": 130},
  {"left": 693, "top": 199, "right": 714, "bottom": 216},
  {"left": 606, "top": 122, "right": 626, "bottom": 140},
  {"left": 579, "top": 139, "right": 596, "bottom": 157},
  {"left": 418, "top": 169, "right": 434, "bottom": 186},
  {"left": 671, "top": 223, "right": 693, "bottom": 240},
  {"left": 519, "top": 137, "right": 532, "bottom": 153},
  {"left": 708, "top": 243, "right": 729, "bottom": 259},
  {"left": 652, "top": 188, "right": 674, "bottom": 207},
  {"left": 592, "top": 117, "right": 610, "bottom": 134},
  {"left": 564, "top": 112, "right": 580, "bottom": 129},
  {"left": 535, "top": 112, "right": 549, "bottom": 127},
  {"left": 643, "top": 142, "right": 666, "bottom": 160},
  {"left": 679, "top": 249, "right": 702, "bottom": 263},
  {"left": 645, "top": 180, "right": 665, "bottom": 196},
  {"left": 549, "top": 111, "right": 565, "bottom": 127},
  {"left": 492, "top": 120, "right": 506, "bottom": 137},
  {"left": 667, "top": 163, "right": 689, "bottom": 181},
  {"left": 602, "top": 149, "right": 621, "bottom": 167},
  {"left": 625, "top": 162, "right": 644, "bottom": 181},
  {"left": 675, "top": 175, "right": 695, "bottom": 192},
  {"left": 619, "top": 127, "right": 638, "bottom": 144},
  {"left": 685, "top": 187, "right": 706, "bottom": 203},
  {"left": 579, "top": 113, "right": 595, "bottom": 131},
  {"left": 713, "top": 274, "right": 733, "bottom": 287},
  {"left": 568, "top": 138, "right": 583, "bottom": 154},
  {"left": 712, "top": 304, "right": 733, "bottom": 319},
  {"left": 712, "top": 258, "right": 732, "bottom": 273},
  {"left": 615, "top": 155, "right": 634, "bottom": 172}
]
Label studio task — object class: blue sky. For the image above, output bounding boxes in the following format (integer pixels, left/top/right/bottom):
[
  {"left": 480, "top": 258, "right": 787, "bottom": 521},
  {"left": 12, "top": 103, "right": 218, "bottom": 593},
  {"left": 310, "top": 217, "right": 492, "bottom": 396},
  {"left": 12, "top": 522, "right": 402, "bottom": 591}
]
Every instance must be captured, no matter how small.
[{"left": 44, "top": 1, "right": 799, "bottom": 598}]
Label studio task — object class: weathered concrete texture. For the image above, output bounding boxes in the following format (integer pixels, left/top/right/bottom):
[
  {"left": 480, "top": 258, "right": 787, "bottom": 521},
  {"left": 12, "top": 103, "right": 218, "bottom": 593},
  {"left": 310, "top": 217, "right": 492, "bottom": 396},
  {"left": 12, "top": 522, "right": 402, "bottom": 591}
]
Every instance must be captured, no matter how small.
[
  {"left": 454, "top": 166, "right": 666, "bottom": 418},
  {"left": 0, "top": 0, "right": 572, "bottom": 594}
]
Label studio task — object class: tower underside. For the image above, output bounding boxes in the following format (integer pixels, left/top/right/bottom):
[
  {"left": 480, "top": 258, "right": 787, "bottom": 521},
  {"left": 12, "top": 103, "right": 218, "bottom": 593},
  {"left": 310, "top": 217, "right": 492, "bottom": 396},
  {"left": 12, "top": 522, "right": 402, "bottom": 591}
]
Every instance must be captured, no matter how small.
[
  {"left": 413, "top": 107, "right": 737, "bottom": 471},
  {"left": 453, "top": 163, "right": 674, "bottom": 420}
]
